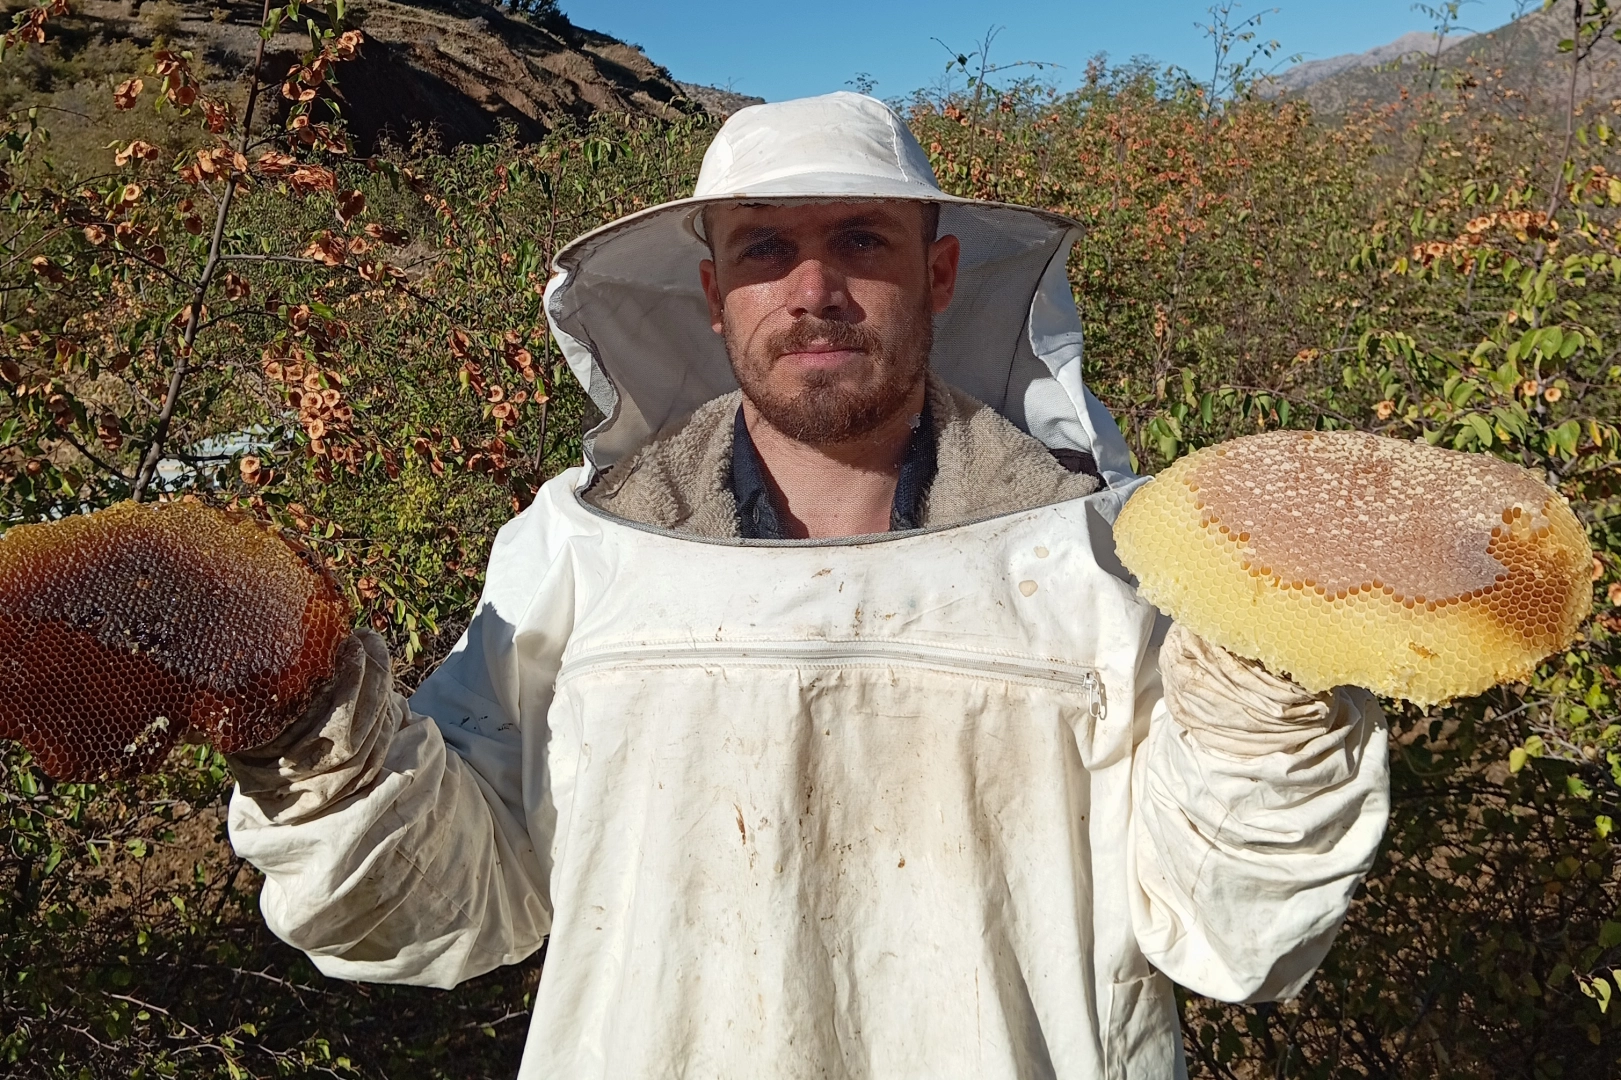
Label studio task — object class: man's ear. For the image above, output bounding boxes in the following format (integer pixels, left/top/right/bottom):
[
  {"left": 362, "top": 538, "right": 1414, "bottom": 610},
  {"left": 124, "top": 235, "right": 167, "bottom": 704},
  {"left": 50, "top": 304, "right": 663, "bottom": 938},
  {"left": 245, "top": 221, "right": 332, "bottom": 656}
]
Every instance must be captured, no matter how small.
[
  {"left": 699, "top": 258, "right": 725, "bottom": 334},
  {"left": 928, "top": 234, "right": 961, "bottom": 314}
]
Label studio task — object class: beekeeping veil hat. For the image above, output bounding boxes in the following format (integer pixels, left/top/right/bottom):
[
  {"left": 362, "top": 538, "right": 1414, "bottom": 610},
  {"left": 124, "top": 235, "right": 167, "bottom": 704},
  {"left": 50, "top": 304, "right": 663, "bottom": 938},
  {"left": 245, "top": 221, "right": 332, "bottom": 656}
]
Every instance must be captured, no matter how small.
[{"left": 544, "top": 91, "right": 1134, "bottom": 492}]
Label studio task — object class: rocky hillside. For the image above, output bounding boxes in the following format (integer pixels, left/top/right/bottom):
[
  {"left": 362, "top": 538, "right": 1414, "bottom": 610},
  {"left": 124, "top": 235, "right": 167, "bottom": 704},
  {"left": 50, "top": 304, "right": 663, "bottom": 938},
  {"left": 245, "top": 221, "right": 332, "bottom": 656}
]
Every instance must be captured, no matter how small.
[
  {"left": 1262, "top": 30, "right": 1475, "bottom": 95},
  {"left": 309, "top": 0, "right": 696, "bottom": 147},
  {"left": 1272, "top": 1, "right": 1621, "bottom": 116},
  {"left": 2, "top": 0, "right": 758, "bottom": 153}
]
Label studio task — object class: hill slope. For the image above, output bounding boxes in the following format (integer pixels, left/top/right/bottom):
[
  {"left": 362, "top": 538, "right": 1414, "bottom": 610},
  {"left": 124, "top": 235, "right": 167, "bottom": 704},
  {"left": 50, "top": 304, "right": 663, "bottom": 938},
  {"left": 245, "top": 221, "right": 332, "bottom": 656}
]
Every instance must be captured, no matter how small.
[
  {"left": 1276, "top": 1, "right": 1621, "bottom": 116},
  {"left": 1264, "top": 30, "right": 1475, "bottom": 94},
  {"left": 1, "top": 0, "right": 738, "bottom": 153},
  {"left": 293, "top": 0, "right": 701, "bottom": 148}
]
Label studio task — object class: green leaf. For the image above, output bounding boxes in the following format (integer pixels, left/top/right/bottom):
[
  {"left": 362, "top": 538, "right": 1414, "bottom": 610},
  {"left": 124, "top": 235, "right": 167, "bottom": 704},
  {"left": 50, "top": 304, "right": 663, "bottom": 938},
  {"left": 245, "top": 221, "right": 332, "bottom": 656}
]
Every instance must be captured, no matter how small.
[
  {"left": 1580, "top": 974, "right": 1614, "bottom": 1014},
  {"left": 1509, "top": 747, "right": 1529, "bottom": 773},
  {"left": 1600, "top": 921, "right": 1621, "bottom": 949},
  {"left": 1553, "top": 419, "right": 1583, "bottom": 458},
  {"left": 1464, "top": 413, "right": 1494, "bottom": 447}
]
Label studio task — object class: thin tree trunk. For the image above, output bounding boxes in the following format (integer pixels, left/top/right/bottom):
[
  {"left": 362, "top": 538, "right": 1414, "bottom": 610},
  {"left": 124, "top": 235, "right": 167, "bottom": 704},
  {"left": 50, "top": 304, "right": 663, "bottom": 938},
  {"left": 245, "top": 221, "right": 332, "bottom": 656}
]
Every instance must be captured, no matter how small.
[
  {"left": 132, "top": 0, "right": 275, "bottom": 500},
  {"left": 1545, "top": 0, "right": 1587, "bottom": 222}
]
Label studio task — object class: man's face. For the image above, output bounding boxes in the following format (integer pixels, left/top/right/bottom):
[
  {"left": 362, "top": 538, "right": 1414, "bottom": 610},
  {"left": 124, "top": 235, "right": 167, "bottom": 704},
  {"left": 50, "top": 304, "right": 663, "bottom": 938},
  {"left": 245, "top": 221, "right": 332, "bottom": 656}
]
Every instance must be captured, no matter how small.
[{"left": 699, "top": 201, "right": 960, "bottom": 444}]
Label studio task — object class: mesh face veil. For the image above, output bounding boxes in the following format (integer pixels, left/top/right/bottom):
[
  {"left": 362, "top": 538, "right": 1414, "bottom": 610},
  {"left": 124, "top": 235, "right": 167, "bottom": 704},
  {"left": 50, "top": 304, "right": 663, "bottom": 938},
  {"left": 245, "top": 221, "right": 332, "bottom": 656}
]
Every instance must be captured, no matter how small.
[
  {"left": 1114, "top": 431, "right": 1593, "bottom": 704},
  {"left": 543, "top": 92, "right": 1139, "bottom": 507},
  {"left": 0, "top": 501, "right": 350, "bottom": 779}
]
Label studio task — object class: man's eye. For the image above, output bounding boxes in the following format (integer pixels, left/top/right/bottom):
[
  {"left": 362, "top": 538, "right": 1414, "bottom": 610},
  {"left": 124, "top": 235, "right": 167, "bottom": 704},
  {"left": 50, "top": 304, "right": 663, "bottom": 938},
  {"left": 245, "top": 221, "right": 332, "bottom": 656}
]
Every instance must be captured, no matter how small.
[
  {"left": 741, "top": 239, "right": 794, "bottom": 261},
  {"left": 837, "top": 231, "right": 885, "bottom": 253}
]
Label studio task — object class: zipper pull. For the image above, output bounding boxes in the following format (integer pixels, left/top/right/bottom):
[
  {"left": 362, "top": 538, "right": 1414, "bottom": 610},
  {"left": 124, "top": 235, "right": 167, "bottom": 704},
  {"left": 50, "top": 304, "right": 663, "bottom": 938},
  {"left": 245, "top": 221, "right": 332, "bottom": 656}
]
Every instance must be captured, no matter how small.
[{"left": 1083, "top": 671, "right": 1106, "bottom": 722}]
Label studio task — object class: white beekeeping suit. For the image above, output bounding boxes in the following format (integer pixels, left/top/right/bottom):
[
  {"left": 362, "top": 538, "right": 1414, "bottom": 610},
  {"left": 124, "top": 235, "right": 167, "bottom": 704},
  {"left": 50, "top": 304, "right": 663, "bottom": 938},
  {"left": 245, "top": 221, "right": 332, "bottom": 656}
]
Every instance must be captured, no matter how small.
[{"left": 227, "top": 93, "right": 1389, "bottom": 1080}]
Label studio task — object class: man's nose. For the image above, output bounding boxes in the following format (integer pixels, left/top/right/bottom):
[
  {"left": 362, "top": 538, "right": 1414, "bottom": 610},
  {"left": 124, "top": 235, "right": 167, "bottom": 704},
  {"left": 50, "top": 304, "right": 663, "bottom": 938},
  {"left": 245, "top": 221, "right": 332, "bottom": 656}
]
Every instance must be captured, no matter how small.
[{"left": 783, "top": 258, "right": 850, "bottom": 320}]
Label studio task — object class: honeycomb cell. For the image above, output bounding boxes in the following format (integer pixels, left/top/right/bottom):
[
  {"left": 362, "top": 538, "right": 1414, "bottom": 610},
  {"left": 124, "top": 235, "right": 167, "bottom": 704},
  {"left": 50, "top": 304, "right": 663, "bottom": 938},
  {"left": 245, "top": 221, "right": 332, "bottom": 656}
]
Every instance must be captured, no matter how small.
[
  {"left": 1114, "top": 431, "right": 1593, "bottom": 704},
  {"left": 0, "top": 500, "right": 351, "bottom": 779}
]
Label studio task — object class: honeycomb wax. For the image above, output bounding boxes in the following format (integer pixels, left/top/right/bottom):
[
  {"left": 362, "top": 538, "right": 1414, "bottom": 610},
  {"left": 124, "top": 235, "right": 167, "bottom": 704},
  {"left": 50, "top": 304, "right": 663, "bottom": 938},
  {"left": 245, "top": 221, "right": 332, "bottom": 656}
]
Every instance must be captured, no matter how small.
[
  {"left": 0, "top": 501, "right": 351, "bottom": 779},
  {"left": 1114, "top": 431, "right": 1593, "bottom": 705}
]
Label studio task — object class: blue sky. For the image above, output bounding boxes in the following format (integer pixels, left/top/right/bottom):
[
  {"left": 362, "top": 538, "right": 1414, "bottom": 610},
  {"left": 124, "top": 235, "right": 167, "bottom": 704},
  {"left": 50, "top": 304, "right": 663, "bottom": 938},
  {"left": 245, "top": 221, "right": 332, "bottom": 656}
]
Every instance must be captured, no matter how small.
[{"left": 560, "top": 0, "right": 1532, "bottom": 102}]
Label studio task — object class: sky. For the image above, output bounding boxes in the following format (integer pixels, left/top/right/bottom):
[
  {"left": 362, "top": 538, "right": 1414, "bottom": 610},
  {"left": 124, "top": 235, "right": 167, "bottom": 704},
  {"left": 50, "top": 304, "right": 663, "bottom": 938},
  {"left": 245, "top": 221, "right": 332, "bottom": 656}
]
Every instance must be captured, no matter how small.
[{"left": 558, "top": 0, "right": 1533, "bottom": 103}]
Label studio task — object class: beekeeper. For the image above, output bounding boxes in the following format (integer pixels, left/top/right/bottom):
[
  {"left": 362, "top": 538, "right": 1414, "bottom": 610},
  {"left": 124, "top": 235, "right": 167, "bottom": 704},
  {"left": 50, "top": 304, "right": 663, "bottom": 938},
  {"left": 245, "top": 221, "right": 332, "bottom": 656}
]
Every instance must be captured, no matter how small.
[{"left": 227, "top": 93, "right": 1389, "bottom": 1078}]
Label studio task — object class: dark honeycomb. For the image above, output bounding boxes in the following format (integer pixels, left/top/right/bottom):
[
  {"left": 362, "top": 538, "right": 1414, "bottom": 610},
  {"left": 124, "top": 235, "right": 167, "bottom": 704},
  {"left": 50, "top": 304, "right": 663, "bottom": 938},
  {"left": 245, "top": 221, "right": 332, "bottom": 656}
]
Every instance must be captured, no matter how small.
[{"left": 0, "top": 500, "right": 351, "bottom": 779}]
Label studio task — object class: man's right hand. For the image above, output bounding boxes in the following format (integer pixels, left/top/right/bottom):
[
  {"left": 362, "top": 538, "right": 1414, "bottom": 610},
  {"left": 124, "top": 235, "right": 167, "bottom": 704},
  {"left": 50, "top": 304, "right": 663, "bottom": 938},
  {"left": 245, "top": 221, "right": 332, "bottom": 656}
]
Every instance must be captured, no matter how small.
[{"left": 0, "top": 500, "right": 351, "bottom": 780}]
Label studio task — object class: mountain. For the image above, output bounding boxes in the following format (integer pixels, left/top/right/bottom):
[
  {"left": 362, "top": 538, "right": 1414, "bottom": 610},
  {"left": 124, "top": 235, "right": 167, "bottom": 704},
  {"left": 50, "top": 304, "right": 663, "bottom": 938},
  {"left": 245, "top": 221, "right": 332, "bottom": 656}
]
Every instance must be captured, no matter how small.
[
  {"left": 4, "top": 0, "right": 746, "bottom": 153},
  {"left": 1268, "top": 1, "right": 1621, "bottom": 117},
  {"left": 1263, "top": 30, "right": 1476, "bottom": 94}
]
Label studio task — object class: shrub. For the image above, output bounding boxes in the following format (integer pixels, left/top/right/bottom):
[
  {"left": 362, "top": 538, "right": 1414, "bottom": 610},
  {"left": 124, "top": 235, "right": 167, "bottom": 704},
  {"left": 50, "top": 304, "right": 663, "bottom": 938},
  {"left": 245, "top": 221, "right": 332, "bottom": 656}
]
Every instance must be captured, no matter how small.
[{"left": 138, "top": 0, "right": 182, "bottom": 40}]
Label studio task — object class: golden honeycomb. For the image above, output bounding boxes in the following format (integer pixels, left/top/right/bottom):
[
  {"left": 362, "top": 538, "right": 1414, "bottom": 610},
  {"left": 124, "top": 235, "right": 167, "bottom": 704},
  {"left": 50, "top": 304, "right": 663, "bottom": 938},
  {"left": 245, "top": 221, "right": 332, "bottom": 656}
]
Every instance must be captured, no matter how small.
[
  {"left": 0, "top": 501, "right": 350, "bottom": 779},
  {"left": 1115, "top": 431, "right": 1593, "bottom": 704}
]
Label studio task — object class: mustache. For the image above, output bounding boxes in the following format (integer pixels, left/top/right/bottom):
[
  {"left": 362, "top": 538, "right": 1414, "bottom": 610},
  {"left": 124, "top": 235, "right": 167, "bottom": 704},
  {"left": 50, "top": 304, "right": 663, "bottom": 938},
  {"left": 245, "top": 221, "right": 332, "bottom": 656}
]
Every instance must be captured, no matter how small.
[{"left": 763, "top": 317, "right": 881, "bottom": 359}]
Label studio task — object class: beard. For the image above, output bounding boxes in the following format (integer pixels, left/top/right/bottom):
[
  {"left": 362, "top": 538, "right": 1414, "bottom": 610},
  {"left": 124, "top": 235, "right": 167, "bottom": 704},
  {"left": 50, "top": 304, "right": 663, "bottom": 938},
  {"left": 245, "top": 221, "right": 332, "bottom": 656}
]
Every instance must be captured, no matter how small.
[{"left": 723, "top": 301, "right": 933, "bottom": 445}]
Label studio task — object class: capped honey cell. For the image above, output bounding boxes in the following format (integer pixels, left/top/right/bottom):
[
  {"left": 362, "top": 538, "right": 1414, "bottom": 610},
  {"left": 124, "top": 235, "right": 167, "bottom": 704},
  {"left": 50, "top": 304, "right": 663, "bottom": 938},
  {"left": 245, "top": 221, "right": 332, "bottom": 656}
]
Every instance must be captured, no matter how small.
[
  {"left": 1114, "top": 431, "right": 1593, "bottom": 704},
  {"left": 0, "top": 501, "right": 351, "bottom": 779}
]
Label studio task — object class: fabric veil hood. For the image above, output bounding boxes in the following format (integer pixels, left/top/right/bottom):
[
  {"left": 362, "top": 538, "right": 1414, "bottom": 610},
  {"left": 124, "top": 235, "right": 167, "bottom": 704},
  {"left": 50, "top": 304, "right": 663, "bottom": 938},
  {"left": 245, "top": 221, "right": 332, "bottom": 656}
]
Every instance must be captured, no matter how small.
[{"left": 543, "top": 91, "right": 1135, "bottom": 493}]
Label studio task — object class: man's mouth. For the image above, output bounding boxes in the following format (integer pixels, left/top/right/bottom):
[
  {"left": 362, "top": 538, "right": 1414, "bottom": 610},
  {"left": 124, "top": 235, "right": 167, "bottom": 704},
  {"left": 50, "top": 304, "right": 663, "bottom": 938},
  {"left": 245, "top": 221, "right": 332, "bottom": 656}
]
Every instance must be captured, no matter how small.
[{"left": 776, "top": 343, "right": 866, "bottom": 369}]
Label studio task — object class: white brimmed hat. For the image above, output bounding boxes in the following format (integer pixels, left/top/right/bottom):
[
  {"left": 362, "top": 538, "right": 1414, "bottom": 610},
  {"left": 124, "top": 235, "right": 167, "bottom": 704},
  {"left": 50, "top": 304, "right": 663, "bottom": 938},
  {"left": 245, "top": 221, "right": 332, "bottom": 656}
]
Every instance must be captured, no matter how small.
[{"left": 544, "top": 91, "right": 1133, "bottom": 491}]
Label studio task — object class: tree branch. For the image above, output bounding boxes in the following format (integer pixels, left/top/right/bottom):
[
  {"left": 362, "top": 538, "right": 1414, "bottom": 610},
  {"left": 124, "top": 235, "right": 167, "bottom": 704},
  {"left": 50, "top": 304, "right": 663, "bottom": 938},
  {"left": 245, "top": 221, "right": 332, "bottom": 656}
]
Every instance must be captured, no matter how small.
[{"left": 54, "top": 426, "right": 132, "bottom": 483}]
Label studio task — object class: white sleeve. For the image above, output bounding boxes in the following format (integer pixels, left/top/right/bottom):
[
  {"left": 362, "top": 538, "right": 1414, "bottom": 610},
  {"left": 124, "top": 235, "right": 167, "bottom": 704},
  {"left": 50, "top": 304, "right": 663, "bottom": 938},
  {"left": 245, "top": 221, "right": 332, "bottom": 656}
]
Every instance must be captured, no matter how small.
[
  {"left": 1128, "top": 622, "right": 1390, "bottom": 1003},
  {"left": 226, "top": 505, "right": 573, "bottom": 989}
]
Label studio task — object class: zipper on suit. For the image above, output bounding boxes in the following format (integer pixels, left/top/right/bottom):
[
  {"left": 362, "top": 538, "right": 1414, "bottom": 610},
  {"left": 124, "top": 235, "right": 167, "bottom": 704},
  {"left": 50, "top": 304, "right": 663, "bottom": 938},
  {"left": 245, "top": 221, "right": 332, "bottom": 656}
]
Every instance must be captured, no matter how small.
[{"left": 557, "top": 640, "right": 1106, "bottom": 720}]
